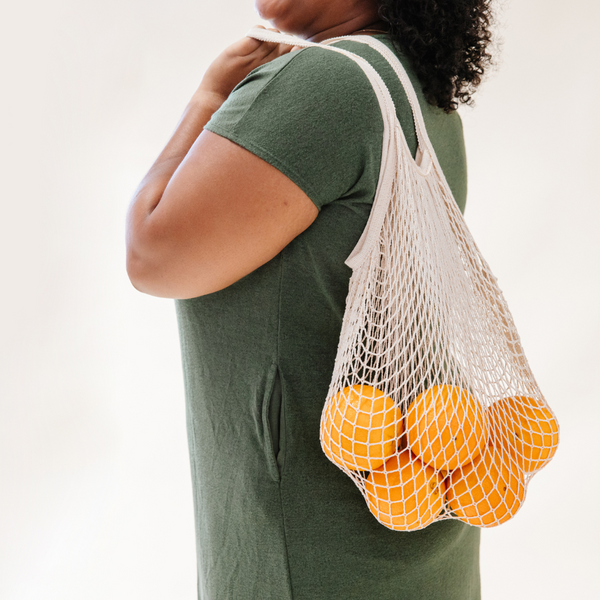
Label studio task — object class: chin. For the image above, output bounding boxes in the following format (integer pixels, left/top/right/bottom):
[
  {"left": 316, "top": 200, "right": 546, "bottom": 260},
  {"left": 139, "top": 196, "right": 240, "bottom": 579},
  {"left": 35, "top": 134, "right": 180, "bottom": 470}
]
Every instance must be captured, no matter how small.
[
  {"left": 254, "top": 0, "right": 302, "bottom": 35},
  {"left": 254, "top": 0, "right": 282, "bottom": 20}
]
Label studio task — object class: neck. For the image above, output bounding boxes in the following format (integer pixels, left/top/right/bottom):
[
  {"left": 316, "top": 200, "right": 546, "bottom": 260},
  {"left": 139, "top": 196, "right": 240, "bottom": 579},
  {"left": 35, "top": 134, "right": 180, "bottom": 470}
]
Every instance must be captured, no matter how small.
[{"left": 306, "top": 19, "right": 388, "bottom": 43}]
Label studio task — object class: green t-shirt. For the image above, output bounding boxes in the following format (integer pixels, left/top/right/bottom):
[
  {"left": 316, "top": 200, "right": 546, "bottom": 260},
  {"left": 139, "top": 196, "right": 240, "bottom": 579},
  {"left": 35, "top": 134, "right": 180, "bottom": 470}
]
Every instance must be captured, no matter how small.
[{"left": 176, "top": 35, "right": 479, "bottom": 600}]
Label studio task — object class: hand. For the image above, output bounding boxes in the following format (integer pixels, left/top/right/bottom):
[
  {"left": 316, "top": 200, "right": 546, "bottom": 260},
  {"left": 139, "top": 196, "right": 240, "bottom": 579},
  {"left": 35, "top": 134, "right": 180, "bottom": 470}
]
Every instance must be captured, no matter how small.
[{"left": 194, "top": 26, "right": 301, "bottom": 111}]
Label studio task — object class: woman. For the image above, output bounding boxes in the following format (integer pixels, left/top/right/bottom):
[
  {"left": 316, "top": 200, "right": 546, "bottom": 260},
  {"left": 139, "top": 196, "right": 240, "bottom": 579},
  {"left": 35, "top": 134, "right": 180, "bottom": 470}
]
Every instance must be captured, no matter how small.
[{"left": 127, "top": 0, "right": 494, "bottom": 598}]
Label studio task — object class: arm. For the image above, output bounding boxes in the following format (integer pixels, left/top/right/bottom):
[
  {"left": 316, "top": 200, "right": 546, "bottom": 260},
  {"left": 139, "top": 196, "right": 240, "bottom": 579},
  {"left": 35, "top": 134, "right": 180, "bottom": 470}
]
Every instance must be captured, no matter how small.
[{"left": 126, "top": 30, "right": 316, "bottom": 299}]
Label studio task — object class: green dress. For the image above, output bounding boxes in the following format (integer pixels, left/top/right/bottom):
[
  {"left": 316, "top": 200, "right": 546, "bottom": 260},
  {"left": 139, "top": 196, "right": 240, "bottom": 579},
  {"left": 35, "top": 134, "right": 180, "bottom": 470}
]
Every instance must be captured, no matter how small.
[{"left": 175, "top": 35, "right": 480, "bottom": 600}]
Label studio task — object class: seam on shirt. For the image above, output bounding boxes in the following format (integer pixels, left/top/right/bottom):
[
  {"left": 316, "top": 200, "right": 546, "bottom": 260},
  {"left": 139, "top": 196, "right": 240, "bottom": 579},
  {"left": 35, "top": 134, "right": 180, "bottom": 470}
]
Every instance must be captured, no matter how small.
[
  {"left": 276, "top": 251, "right": 284, "bottom": 366},
  {"left": 275, "top": 249, "right": 295, "bottom": 600},
  {"left": 278, "top": 488, "right": 295, "bottom": 600}
]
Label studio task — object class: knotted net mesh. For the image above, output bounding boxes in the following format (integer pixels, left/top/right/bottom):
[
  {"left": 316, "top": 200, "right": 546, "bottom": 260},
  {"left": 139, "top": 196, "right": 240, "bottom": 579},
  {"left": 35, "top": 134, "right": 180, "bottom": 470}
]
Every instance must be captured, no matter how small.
[{"left": 317, "top": 36, "right": 560, "bottom": 531}]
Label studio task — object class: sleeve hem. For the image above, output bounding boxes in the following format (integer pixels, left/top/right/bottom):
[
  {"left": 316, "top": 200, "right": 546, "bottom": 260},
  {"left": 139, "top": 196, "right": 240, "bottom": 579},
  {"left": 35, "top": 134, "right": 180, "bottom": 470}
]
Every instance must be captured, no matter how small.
[{"left": 204, "top": 124, "right": 326, "bottom": 211}]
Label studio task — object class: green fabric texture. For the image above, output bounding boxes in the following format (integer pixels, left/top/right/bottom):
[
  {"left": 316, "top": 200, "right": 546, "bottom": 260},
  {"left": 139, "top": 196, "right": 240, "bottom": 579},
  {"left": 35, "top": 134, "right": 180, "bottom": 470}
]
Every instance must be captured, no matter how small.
[{"left": 176, "top": 35, "right": 480, "bottom": 600}]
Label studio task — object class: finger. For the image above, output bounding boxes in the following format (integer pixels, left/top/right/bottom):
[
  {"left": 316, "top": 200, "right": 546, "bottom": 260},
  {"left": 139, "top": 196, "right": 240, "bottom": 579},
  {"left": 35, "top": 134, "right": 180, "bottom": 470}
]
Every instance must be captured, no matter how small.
[
  {"left": 248, "top": 24, "right": 280, "bottom": 34},
  {"left": 244, "top": 27, "right": 298, "bottom": 60}
]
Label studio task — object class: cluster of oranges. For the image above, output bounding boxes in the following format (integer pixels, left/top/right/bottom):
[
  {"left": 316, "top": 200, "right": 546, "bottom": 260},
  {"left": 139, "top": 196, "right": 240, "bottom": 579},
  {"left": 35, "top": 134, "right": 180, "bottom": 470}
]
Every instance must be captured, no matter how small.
[{"left": 321, "top": 383, "right": 559, "bottom": 531}]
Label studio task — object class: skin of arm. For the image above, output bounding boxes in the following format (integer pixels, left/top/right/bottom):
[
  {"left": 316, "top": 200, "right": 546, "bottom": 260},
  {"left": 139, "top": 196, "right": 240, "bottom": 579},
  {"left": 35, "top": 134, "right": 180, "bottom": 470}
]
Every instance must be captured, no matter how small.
[
  {"left": 126, "top": 0, "right": 382, "bottom": 299},
  {"left": 125, "top": 31, "right": 315, "bottom": 299}
]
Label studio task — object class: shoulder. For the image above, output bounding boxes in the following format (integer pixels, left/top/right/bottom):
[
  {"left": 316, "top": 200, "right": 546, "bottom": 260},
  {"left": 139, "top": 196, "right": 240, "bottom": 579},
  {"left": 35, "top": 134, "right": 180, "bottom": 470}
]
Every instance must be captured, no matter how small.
[
  {"left": 207, "top": 45, "right": 381, "bottom": 132},
  {"left": 244, "top": 44, "right": 375, "bottom": 91}
]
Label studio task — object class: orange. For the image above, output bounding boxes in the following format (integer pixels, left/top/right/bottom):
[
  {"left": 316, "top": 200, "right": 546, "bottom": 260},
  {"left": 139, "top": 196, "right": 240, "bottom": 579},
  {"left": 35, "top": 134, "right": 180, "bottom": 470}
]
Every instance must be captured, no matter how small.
[
  {"left": 321, "top": 384, "right": 403, "bottom": 471},
  {"left": 488, "top": 396, "right": 559, "bottom": 473},
  {"left": 446, "top": 445, "right": 526, "bottom": 527},
  {"left": 364, "top": 449, "right": 446, "bottom": 531},
  {"left": 406, "top": 385, "right": 487, "bottom": 472}
]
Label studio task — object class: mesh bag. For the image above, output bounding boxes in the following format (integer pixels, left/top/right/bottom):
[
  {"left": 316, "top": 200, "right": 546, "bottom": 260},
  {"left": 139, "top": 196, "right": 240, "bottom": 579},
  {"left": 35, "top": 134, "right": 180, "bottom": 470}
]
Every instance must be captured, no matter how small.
[{"left": 248, "top": 29, "right": 559, "bottom": 530}]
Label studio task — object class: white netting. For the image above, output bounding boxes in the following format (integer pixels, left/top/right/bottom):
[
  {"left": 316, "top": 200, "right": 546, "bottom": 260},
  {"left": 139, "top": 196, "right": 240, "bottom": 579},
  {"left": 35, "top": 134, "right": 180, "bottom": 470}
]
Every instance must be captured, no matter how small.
[{"left": 247, "top": 29, "right": 560, "bottom": 531}]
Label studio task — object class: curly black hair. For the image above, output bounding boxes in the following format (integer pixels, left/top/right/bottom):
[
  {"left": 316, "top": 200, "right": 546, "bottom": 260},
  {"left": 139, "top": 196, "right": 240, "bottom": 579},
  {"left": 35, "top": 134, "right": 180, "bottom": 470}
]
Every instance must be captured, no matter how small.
[{"left": 378, "top": 0, "right": 495, "bottom": 112}]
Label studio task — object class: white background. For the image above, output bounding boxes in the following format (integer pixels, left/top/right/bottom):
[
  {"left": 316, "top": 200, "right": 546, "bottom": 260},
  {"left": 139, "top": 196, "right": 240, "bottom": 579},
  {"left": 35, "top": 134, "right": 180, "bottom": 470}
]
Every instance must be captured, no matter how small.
[{"left": 1, "top": 0, "right": 598, "bottom": 598}]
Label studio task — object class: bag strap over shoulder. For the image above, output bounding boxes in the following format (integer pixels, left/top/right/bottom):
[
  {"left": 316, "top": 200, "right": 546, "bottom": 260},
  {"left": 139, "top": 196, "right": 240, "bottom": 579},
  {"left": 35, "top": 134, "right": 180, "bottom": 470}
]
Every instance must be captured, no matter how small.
[{"left": 334, "top": 35, "right": 436, "bottom": 171}]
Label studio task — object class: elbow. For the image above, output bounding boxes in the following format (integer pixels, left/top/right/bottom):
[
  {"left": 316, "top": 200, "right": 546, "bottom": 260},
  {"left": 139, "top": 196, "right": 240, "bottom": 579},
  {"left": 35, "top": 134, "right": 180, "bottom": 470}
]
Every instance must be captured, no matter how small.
[
  {"left": 126, "top": 247, "right": 223, "bottom": 299},
  {"left": 126, "top": 242, "right": 161, "bottom": 296},
  {"left": 126, "top": 247, "right": 152, "bottom": 294},
  {"left": 126, "top": 247, "right": 182, "bottom": 298},
  {"left": 125, "top": 212, "right": 219, "bottom": 299},
  {"left": 125, "top": 227, "right": 209, "bottom": 299},
  {"left": 125, "top": 217, "right": 171, "bottom": 297}
]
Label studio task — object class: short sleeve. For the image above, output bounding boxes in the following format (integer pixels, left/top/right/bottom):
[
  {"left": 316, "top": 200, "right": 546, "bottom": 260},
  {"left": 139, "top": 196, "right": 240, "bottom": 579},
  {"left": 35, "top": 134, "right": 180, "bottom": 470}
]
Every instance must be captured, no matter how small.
[{"left": 204, "top": 47, "right": 385, "bottom": 210}]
